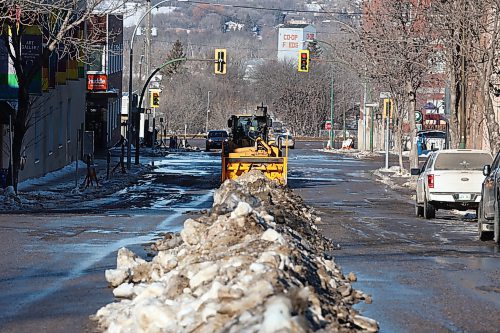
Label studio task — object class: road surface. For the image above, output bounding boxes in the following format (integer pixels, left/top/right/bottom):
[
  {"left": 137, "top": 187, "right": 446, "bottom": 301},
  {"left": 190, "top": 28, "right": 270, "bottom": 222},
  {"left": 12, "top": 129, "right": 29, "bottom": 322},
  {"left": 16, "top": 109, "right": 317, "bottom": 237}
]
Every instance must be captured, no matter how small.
[
  {"left": 290, "top": 143, "right": 500, "bottom": 333},
  {"left": 0, "top": 142, "right": 498, "bottom": 333}
]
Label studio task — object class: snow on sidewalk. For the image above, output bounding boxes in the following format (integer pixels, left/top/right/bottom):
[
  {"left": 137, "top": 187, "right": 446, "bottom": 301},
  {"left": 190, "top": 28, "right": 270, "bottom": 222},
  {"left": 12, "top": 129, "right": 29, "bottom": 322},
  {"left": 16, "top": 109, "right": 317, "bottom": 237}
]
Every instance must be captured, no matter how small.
[
  {"left": 92, "top": 170, "right": 378, "bottom": 333},
  {"left": 0, "top": 160, "right": 151, "bottom": 211}
]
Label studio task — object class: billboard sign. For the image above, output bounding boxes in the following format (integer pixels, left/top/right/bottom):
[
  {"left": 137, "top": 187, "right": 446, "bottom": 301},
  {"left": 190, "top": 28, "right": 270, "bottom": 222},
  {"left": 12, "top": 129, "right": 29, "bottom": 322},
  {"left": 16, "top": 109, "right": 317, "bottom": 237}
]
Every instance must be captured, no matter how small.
[
  {"left": 277, "top": 25, "right": 316, "bottom": 62},
  {"left": 87, "top": 74, "right": 108, "bottom": 91}
]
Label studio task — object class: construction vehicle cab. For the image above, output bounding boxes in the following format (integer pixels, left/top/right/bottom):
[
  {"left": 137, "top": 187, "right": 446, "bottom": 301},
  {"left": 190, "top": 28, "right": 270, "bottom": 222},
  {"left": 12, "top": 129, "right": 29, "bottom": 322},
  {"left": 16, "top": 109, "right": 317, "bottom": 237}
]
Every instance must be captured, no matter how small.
[{"left": 222, "top": 106, "right": 288, "bottom": 185}]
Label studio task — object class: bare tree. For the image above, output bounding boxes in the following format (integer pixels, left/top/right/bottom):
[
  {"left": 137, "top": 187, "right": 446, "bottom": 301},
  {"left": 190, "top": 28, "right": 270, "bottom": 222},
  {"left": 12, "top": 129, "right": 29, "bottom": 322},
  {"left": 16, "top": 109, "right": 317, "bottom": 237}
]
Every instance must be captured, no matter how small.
[
  {"left": 0, "top": 0, "right": 124, "bottom": 192},
  {"left": 359, "top": 0, "right": 436, "bottom": 169}
]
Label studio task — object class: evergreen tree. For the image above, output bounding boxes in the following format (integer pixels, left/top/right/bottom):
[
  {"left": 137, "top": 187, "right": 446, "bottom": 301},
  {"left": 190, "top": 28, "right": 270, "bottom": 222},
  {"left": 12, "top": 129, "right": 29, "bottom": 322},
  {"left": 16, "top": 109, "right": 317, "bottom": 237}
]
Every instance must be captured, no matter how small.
[
  {"left": 161, "top": 40, "right": 186, "bottom": 76},
  {"left": 243, "top": 14, "right": 253, "bottom": 32}
]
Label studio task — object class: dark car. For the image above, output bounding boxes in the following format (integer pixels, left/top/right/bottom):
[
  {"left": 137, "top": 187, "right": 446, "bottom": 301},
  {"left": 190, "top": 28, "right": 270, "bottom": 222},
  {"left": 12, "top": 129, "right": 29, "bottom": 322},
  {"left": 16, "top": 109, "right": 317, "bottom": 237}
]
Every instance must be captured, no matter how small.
[
  {"left": 206, "top": 130, "right": 228, "bottom": 151},
  {"left": 478, "top": 151, "right": 500, "bottom": 244}
]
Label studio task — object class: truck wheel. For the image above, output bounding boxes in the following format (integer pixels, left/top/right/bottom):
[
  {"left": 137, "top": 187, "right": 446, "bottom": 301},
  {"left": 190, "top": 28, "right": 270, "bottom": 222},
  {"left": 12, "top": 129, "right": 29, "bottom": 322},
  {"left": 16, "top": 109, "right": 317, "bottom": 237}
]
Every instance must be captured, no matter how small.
[
  {"left": 494, "top": 201, "right": 500, "bottom": 245},
  {"left": 478, "top": 204, "right": 493, "bottom": 241},
  {"left": 415, "top": 199, "right": 423, "bottom": 217},
  {"left": 423, "top": 195, "right": 436, "bottom": 219}
]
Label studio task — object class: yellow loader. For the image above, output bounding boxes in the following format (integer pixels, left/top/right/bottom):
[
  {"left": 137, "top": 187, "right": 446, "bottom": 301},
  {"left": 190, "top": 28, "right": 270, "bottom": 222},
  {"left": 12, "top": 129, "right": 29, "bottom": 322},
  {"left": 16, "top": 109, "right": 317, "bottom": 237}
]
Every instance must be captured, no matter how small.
[{"left": 221, "top": 106, "right": 288, "bottom": 185}]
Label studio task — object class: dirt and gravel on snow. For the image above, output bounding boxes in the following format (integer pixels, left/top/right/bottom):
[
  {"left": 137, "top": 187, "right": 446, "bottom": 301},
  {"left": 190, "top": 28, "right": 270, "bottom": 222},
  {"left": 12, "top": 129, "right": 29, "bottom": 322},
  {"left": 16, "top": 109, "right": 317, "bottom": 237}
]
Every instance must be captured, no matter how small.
[
  {"left": 0, "top": 162, "right": 152, "bottom": 212},
  {"left": 92, "top": 170, "right": 378, "bottom": 333}
]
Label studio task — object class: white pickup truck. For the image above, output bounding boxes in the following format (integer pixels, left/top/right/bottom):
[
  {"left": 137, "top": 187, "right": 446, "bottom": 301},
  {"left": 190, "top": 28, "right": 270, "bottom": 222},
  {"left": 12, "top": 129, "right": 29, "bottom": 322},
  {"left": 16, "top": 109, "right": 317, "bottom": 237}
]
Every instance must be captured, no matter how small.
[{"left": 411, "top": 149, "right": 493, "bottom": 219}]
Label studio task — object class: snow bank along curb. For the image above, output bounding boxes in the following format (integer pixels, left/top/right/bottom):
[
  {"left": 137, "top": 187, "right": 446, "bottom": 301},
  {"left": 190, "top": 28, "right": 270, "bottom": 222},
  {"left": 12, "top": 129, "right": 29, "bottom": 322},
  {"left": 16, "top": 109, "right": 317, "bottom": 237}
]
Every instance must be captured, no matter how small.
[
  {"left": 93, "top": 170, "right": 379, "bottom": 333},
  {"left": 0, "top": 163, "right": 152, "bottom": 211}
]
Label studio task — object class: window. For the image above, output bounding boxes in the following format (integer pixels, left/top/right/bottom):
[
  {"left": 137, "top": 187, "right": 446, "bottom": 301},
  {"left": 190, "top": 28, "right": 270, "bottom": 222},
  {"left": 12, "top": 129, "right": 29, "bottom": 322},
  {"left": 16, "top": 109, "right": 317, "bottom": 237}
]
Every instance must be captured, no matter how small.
[
  {"left": 34, "top": 108, "right": 40, "bottom": 162},
  {"left": 48, "top": 106, "right": 54, "bottom": 154},
  {"left": 88, "top": 45, "right": 105, "bottom": 72},
  {"left": 67, "top": 98, "right": 72, "bottom": 142},
  {"left": 116, "top": 99, "right": 121, "bottom": 128},
  {"left": 58, "top": 101, "right": 63, "bottom": 147},
  {"left": 434, "top": 153, "right": 493, "bottom": 171}
]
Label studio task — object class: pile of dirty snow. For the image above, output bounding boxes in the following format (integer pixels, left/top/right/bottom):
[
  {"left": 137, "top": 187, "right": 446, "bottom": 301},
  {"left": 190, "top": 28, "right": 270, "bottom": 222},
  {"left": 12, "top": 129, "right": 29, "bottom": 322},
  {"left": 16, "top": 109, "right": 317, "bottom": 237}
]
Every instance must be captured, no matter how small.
[
  {"left": 373, "top": 166, "right": 413, "bottom": 190},
  {"left": 92, "top": 170, "right": 379, "bottom": 333}
]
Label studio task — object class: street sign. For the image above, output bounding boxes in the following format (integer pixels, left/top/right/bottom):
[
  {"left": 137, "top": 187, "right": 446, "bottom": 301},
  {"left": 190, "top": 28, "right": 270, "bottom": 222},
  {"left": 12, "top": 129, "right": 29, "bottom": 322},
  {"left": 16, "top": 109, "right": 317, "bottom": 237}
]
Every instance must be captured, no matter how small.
[
  {"left": 415, "top": 111, "right": 423, "bottom": 122},
  {"left": 83, "top": 131, "right": 94, "bottom": 157},
  {"left": 325, "top": 121, "right": 332, "bottom": 130}
]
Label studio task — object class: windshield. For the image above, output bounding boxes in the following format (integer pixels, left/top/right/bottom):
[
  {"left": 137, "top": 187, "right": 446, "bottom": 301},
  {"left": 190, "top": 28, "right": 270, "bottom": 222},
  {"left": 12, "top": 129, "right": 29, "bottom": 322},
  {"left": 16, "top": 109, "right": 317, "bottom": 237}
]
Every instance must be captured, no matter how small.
[
  {"left": 418, "top": 131, "right": 446, "bottom": 139},
  {"left": 434, "top": 153, "right": 492, "bottom": 171},
  {"left": 208, "top": 131, "right": 228, "bottom": 138}
]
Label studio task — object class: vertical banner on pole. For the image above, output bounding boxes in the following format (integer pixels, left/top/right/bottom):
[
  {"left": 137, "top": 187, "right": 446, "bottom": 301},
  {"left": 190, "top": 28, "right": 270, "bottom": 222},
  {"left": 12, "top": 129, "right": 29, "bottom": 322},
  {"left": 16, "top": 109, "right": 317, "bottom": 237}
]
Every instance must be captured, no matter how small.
[{"left": 22, "top": 26, "right": 43, "bottom": 95}]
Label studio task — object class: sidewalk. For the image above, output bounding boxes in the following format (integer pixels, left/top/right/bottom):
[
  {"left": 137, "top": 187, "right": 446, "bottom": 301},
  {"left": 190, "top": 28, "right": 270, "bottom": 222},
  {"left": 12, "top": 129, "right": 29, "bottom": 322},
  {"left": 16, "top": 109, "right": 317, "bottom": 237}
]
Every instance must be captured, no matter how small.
[
  {"left": 320, "top": 148, "right": 415, "bottom": 194},
  {"left": 1, "top": 156, "right": 152, "bottom": 212}
]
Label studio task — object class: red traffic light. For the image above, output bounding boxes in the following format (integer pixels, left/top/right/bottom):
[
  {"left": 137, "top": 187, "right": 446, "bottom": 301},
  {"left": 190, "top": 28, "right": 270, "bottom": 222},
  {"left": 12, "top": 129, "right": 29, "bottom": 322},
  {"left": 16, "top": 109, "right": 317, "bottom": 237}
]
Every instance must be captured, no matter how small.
[{"left": 298, "top": 50, "right": 310, "bottom": 72}]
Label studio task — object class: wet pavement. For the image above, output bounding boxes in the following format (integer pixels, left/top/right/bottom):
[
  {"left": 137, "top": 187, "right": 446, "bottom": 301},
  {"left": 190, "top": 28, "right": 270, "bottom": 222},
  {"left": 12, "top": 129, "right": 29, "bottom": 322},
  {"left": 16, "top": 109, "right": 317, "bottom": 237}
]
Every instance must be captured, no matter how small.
[
  {"left": 0, "top": 151, "right": 218, "bottom": 333},
  {"left": 0, "top": 143, "right": 499, "bottom": 333},
  {"left": 289, "top": 145, "right": 500, "bottom": 333}
]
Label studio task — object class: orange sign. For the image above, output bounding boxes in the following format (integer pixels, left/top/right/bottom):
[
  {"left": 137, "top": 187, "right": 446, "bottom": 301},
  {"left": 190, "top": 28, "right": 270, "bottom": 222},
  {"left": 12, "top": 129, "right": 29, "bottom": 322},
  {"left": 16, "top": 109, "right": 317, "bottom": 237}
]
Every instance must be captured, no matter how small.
[{"left": 87, "top": 74, "right": 108, "bottom": 91}]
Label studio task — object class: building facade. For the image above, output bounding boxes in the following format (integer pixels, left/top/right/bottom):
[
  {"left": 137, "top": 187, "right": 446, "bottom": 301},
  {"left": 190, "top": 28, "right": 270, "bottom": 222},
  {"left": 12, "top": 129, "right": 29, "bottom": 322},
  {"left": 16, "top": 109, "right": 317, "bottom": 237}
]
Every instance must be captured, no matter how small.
[
  {"left": 86, "top": 14, "right": 124, "bottom": 152},
  {"left": 277, "top": 24, "right": 316, "bottom": 63},
  {"left": 0, "top": 14, "right": 123, "bottom": 185},
  {"left": 0, "top": 26, "right": 87, "bottom": 182}
]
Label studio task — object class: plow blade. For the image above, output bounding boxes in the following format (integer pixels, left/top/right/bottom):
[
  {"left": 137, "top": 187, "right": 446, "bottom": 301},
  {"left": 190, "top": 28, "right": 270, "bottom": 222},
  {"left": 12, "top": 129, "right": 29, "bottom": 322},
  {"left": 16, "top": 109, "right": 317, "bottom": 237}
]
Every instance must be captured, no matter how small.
[{"left": 221, "top": 156, "right": 288, "bottom": 185}]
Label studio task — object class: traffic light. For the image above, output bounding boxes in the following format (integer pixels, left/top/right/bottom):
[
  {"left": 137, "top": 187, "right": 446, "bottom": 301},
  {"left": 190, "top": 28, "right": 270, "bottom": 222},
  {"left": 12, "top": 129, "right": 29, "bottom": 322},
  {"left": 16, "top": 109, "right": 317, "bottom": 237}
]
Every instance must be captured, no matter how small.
[
  {"left": 383, "top": 98, "right": 393, "bottom": 119},
  {"left": 298, "top": 50, "right": 310, "bottom": 72},
  {"left": 215, "top": 48, "right": 227, "bottom": 74},
  {"left": 150, "top": 90, "right": 160, "bottom": 108}
]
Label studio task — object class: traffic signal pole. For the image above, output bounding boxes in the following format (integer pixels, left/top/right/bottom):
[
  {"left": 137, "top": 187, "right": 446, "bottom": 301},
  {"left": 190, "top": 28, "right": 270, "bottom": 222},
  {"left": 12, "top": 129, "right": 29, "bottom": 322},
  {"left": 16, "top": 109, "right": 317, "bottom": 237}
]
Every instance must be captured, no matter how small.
[
  {"left": 330, "top": 68, "right": 334, "bottom": 149},
  {"left": 136, "top": 57, "right": 187, "bottom": 164},
  {"left": 127, "top": 0, "right": 172, "bottom": 169}
]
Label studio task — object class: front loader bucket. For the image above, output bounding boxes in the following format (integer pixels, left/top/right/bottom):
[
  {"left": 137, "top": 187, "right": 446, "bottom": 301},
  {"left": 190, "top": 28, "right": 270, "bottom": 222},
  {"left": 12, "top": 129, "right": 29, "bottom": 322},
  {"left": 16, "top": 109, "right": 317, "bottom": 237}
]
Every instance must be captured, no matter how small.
[{"left": 221, "top": 156, "right": 288, "bottom": 185}]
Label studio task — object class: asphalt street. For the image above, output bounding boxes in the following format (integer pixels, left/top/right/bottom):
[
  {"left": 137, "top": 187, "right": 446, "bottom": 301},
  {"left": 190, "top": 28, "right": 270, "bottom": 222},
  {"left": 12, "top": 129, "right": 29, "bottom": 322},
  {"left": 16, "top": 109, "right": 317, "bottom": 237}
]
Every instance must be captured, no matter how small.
[
  {"left": 0, "top": 142, "right": 498, "bottom": 333},
  {"left": 290, "top": 143, "right": 500, "bottom": 333}
]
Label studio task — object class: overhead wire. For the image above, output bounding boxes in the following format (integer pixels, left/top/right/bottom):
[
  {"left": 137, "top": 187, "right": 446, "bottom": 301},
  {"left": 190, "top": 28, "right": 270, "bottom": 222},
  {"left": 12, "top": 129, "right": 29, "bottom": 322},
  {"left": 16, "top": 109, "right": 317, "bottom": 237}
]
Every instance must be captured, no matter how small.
[{"left": 178, "top": 0, "right": 363, "bottom": 16}]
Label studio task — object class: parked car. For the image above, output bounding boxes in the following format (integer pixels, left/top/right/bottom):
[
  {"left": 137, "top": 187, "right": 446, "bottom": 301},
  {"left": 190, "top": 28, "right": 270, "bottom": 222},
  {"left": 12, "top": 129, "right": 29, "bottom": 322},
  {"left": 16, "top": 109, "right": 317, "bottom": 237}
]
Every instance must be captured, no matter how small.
[
  {"left": 277, "top": 134, "right": 295, "bottom": 149},
  {"left": 477, "top": 151, "right": 500, "bottom": 243},
  {"left": 205, "top": 130, "right": 228, "bottom": 151},
  {"left": 411, "top": 149, "right": 493, "bottom": 219}
]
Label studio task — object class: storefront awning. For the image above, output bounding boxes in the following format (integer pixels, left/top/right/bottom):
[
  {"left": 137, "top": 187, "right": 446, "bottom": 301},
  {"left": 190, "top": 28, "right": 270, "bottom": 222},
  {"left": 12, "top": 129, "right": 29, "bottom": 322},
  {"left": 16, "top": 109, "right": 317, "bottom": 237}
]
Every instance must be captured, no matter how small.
[{"left": 87, "top": 90, "right": 120, "bottom": 98}]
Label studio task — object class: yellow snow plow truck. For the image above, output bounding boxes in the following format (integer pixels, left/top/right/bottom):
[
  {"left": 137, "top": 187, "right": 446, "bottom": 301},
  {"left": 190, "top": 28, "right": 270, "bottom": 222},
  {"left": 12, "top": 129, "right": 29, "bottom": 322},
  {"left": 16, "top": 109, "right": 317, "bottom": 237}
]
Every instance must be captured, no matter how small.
[{"left": 221, "top": 105, "right": 288, "bottom": 185}]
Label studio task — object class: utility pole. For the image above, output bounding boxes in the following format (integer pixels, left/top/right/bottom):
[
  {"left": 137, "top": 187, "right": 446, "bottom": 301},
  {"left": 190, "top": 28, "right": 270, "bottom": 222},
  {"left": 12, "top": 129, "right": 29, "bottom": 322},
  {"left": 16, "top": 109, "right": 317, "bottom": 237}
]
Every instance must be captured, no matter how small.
[
  {"left": 363, "top": 81, "right": 368, "bottom": 151},
  {"left": 370, "top": 106, "right": 374, "bottom": 152},
  {"left": 135, "top": 0, "right": 152, "bottom": 164},
  {"left": 458, "top": 0, "right": 467, "bottom": 149},
  {"left": 459, "top": 35, "right": 466, "bottom": 149},
  {"left": 128, "top": 0, "right": 172, "bottom": 169},
  {"left": 330, "top": 67, "right": 334, "bottom": 149},
  {"left": 206, "top": 91, "right": 211, "bottom": 134},
  {"left": 385, "top": 99, "right": 391, "bottom": 169}
]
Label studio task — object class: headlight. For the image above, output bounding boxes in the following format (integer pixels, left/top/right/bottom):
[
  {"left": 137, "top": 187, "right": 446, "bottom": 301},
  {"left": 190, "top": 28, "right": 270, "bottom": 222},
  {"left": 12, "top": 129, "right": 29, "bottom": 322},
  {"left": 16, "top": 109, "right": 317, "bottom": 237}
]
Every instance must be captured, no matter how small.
[
  {"left": 208, "top": 139, "right": 213, "bottom": 142},
  {"left": 224, "top": 138, "right": 228, "bottom": 142}
]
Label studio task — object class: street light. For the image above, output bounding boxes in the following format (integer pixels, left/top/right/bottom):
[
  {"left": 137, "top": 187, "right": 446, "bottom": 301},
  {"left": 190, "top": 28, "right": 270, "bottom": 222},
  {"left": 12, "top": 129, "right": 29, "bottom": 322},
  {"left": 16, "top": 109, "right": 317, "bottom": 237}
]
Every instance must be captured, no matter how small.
[
  {"left": 206, "top": 91, "right": 211, "bottom": 134},
  {"left": 305, "top": 39, "right": 335, "bottom": 149},
  {"left": 127, "top": 0, "right": 173, "bottom": 169}
]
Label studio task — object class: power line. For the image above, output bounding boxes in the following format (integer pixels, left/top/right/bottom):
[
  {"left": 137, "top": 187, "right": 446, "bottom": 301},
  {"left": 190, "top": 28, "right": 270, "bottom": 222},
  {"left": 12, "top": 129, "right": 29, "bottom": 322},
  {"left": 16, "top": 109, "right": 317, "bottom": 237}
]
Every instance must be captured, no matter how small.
[{"left": 181, "top": 0, "right": 363, "bottom": 16}]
